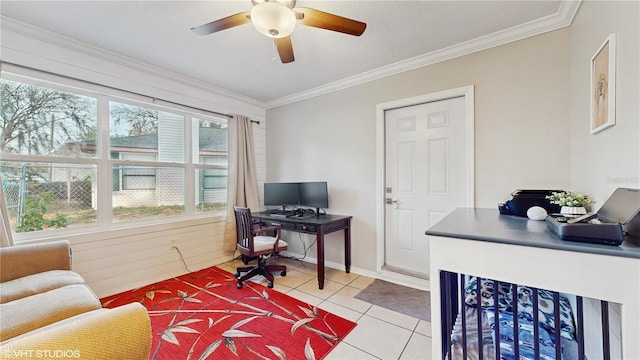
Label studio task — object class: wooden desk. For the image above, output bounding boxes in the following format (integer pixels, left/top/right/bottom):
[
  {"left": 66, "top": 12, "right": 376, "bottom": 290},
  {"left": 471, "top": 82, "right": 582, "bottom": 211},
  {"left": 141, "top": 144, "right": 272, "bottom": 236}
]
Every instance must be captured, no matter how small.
[{"left": 252, "top": 212, "right": 352, "bottom": 290}]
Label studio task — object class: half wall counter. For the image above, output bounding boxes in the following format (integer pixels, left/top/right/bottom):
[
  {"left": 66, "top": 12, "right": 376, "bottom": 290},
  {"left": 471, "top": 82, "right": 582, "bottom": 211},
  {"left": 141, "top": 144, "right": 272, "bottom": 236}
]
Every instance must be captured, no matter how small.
[{"left": 425, "top": 208, "right": 640, "bottom": 360}]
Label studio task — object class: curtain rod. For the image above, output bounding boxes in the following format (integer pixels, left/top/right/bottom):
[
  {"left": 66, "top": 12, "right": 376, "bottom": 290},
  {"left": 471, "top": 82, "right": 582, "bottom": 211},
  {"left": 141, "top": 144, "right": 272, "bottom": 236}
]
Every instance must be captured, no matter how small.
[{"left": 0, "top": 61, "right": 260, "bottom": 125}]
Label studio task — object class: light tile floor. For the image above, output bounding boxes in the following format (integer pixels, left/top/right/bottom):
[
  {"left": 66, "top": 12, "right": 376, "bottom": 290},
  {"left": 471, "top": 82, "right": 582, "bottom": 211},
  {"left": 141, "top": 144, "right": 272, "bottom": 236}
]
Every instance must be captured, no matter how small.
[{"left": 218, "top": 257, "right": 433, "bottom": 360}]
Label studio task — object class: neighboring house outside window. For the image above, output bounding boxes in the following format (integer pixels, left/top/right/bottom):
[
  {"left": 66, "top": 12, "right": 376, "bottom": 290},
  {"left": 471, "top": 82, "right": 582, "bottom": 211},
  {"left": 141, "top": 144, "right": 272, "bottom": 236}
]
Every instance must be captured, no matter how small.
[
  {"left": 119, "top": 153, "right": 158, "bottom": 191},
  {"left": 196, "top": 124, "right": 228, "bottom": 213}
]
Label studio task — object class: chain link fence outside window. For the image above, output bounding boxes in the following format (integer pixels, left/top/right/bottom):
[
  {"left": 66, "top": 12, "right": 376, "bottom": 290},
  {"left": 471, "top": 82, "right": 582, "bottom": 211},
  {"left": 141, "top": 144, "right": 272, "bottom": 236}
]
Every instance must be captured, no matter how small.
[
  {"left": 1, "top": 162, "right": 96, "bottom": 232},
  {"left": 1, "top": 162, "right": 229, "bottom": 231}
]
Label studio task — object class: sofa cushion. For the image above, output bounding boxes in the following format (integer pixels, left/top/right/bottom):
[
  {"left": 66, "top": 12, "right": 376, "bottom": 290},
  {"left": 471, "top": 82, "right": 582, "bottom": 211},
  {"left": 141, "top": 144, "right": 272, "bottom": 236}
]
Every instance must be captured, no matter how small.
[
  {"left": 0, "top": 284, "right": 101, "bottom": 342},
  {"left": 0, "top": 270, "right": 86, "bottom": 304}
]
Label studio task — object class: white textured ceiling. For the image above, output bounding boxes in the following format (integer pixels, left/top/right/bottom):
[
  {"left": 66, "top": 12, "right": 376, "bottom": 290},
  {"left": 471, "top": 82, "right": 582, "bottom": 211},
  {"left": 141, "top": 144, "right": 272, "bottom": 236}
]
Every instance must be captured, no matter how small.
[{"left": 0, "top": 1, "right": 578, "bottom": 105}]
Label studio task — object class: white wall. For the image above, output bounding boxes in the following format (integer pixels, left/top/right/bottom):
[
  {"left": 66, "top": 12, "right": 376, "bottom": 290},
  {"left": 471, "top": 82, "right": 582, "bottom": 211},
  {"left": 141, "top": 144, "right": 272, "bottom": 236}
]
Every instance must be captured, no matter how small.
[
  {"left": 570, "top": 1, "right": 640, "bottom": 205},
  {"left": 568, "top": 2, "right": 639, "bottom": 356},
  {"left": 267, "top": 29, "right": 573, "bottom": 273},
  {"left": 1, "top": 18, "right": 268, "bottom": 298}
]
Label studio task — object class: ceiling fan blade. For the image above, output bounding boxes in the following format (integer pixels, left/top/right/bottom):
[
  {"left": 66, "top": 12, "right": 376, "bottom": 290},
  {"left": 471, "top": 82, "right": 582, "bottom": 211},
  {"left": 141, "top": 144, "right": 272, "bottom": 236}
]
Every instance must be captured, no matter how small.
[
  {"left": 295, "top": 7, "right": 366, "bottom": 36},
  {"left": 276, "top": 36, "right": 295, "bottom": 63},
  {"left": 191, "top": 12, "right": 251, "bottom": 35}
]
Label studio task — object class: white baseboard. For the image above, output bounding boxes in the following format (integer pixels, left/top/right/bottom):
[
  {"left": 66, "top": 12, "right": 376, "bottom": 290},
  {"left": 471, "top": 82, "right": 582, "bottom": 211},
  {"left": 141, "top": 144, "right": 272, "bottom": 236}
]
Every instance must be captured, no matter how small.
[{"left": 279, "top": 251, "right": 430, "bottom": 292}]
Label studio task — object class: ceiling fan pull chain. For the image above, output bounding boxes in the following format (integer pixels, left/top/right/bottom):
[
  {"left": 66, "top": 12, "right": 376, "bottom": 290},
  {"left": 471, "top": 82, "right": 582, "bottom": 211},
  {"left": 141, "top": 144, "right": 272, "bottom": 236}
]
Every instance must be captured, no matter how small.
[{"left": 272, "top": 39, "right": 277, "bottom": 62}]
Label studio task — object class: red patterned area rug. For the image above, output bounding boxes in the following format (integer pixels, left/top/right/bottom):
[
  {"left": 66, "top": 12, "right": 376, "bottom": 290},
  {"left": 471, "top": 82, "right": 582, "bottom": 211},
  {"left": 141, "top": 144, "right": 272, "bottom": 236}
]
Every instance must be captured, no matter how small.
[{"left": 101, "top": 266, "right": 356, "bottom": 360}]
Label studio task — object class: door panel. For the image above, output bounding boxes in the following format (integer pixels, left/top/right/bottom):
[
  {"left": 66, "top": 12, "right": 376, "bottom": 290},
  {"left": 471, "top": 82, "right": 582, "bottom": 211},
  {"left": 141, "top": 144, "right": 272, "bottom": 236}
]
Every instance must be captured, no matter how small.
[
  {"left": 384, "top": 96, "right": 469, "bottom": 277},
  {"left": 397, "top": 209, "right": 415, "bottom": 251},
  {"left": 428, "top": 138, "right": 448, "bottom": 193},
  {"left": 398, "top": 142, "right": 415, "bottom": 192}
]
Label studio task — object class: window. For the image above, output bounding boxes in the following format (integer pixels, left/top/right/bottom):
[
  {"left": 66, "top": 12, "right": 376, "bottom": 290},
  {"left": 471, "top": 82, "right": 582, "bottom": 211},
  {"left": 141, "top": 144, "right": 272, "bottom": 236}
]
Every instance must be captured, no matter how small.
[
  {"left": 0, "top": 79, "right": 97, "bottom": 158},
  {"left": 0, "top": 161, "right": 97, "bottom": 231},
  {"left": 109, "top": 102, "right": 185, "bottom": 163},
  {"left": 1, "top": 79, "right": 98, "bottom": 232},
  {"left": 193, "top": 118, "right": 228, "bottom": 214},
  {"left": 201, "top": 156, "right": 227, "bottom": 190},
  {"left": 118, "top": 153, "right": 157, "bottom": 190},
  {"left": 122, "top": 165, "right": 157, "bottom": 190},
  {"left": 0, "top": 77, "right": 228, "bottom": 236}
]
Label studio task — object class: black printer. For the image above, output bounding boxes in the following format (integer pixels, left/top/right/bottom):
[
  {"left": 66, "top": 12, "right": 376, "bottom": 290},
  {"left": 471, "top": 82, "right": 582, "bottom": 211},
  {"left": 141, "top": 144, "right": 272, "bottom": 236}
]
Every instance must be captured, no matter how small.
[
  {"left": 546, "top": 188, "right": 640, "bottom": 246},
  {"left": 498, "top": 189, "right": 563, "bottom": 217}
]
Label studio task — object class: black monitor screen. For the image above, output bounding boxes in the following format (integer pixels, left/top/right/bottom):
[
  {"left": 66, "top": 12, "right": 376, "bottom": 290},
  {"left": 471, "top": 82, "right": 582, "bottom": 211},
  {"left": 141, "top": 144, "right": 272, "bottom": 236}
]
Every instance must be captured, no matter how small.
[
  {"left": 299, "top": 182, "right": 329, "bottom": 209},
  {"left": 264, "top": 182, "right": 299, "bottom": 206}
]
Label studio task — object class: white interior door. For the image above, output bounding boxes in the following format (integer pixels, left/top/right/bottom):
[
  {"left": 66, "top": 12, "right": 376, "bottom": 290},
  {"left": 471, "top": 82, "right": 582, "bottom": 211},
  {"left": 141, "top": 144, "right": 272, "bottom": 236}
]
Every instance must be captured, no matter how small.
[{"left": 384, "top": 95, "right": 472, "bottom": 278}]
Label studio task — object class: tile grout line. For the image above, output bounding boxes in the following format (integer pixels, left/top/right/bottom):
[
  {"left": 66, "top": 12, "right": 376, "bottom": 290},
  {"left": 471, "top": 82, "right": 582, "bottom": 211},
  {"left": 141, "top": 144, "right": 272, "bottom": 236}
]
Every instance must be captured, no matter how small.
[{"left": 223, "top": 259, "right": 430, "bottom": 359}]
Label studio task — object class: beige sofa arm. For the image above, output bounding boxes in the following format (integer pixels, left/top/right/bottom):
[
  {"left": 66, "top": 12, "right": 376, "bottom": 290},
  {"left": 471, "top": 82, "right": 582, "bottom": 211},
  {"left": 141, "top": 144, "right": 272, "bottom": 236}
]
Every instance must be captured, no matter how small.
[
  {"left": 0, "top": 303, "right": 152, "bottom": 360},
  {"left": 0, "top": 240, "right": 72, "bottom": 283}
]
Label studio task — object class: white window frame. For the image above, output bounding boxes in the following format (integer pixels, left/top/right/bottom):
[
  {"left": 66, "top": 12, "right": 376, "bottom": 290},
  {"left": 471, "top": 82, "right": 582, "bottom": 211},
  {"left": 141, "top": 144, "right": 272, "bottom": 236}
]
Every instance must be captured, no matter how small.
[{"left": 0, "top": 73, "right": 228, "bottom": 241}]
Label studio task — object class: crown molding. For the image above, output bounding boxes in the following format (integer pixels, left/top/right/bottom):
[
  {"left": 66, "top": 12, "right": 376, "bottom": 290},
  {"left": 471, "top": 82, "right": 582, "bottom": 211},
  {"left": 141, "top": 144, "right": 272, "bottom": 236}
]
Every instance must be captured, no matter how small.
[
  {"left": 1, "top": 0, "right": 582, "bottom": 111},
  {"left": 266, "top": 0, "right": 582, "bottom": 109},
  {"left": 0, "top": 16, "right": 267, "bottom": 109}
]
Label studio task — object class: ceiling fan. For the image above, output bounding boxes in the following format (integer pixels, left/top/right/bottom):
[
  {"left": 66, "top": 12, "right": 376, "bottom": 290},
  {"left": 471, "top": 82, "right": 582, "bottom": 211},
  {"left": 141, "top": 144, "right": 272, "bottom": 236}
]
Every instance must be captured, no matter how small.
[{"left": 191, "top": 0, "right": 367, "bottom": 64}]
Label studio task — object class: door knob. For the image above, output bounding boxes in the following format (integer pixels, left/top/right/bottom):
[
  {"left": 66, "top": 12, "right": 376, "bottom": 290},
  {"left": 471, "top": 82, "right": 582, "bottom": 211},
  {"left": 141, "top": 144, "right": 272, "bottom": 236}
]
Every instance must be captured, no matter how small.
[{"left": 385, "top": 198, "right": 398, "bottom": 208}]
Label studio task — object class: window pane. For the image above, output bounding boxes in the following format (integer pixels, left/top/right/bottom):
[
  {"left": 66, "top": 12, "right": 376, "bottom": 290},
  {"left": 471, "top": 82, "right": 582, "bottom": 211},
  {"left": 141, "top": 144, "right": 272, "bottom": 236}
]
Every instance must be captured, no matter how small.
[
  {"left": 1, "top": 161, "right": 97, "bottom": 233},
  {"left": 109, "top": 102, "right": 185, "bottom": 163},
  {"left": 196, "top": 154, "right": 227, "bottom": 215},
  {"left": 0, "top": 79, "right": 97, "bottom": 158},
  {"left": 203, "top": 172, "right": 226, "bottom": 189},
  {"left": 193, "top": 118, "right": 227, "bottom": 164},
  {"left": 112, "top": 166, "right": 185, "bottom": 222},
  {"left": 122, "top": 172, "right": 156, "bottom": 190},
  {"left": 195, "top": 167, "right": 226, "bottom": 214}
]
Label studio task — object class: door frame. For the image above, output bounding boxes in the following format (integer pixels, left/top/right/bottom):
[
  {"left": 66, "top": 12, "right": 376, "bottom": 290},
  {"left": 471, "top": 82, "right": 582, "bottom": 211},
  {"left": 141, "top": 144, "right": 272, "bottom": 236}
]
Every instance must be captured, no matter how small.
[{"left": 375, "top": 85, "right": 475, "bottom": 275}]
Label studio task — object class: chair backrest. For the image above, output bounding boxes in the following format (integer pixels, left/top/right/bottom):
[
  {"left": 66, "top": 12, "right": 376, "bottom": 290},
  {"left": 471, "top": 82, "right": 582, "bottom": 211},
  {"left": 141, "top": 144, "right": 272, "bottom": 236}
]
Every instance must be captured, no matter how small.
[{"left": 233, "top": 206, "right": 254, "bottom": 254}]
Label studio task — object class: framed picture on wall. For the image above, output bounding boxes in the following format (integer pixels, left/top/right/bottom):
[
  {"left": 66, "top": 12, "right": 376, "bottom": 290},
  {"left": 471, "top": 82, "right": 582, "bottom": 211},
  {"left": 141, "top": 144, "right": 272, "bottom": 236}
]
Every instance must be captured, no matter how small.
[{"left": 590, "top": 33, "right": 616, "bottom": 134}]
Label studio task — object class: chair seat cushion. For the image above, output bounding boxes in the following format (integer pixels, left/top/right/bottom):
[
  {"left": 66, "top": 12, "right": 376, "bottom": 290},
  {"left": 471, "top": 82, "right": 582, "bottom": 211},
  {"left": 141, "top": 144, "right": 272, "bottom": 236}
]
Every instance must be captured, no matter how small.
[
  {"left": 0, "top": 270, "right": 86, "bottom": 304},
  {"left": 253, "top": 236, "right": 288, "bottom": 253}
]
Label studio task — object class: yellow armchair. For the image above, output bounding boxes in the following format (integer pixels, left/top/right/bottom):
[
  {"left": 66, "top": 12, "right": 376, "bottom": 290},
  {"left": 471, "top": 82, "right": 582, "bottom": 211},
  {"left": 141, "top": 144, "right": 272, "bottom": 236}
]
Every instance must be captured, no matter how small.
[{"left": 0, "top": 240, "right": 151, "bottom": 359}]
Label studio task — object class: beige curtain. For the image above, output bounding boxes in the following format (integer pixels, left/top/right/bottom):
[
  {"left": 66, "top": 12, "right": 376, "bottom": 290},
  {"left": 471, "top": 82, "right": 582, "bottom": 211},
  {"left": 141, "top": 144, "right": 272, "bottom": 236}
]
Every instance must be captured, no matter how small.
[
  {"left": 223, "top": 115, "right": 261, "bottom": 251},
  {"left": 1, "top": 183, "right": 14, "bottom": 247}
]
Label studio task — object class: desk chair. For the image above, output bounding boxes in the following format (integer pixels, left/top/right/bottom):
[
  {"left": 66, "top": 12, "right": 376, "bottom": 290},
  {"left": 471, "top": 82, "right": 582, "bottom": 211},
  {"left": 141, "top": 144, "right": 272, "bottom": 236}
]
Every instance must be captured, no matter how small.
[{"left": 233, "top": 206, "right": 287, "bottom": 289}]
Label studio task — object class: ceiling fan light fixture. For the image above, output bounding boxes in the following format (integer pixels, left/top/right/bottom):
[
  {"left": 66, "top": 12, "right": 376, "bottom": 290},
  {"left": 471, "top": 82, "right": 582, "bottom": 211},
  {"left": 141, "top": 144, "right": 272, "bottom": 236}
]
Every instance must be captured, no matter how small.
[{"left": 250, "top": 2, "right": 296, "bottom": 38}]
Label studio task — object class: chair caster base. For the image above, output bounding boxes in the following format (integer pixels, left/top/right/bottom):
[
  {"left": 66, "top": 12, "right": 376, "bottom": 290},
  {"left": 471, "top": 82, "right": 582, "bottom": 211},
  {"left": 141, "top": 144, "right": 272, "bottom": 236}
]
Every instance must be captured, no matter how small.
[
  {"left": 281, "top": 271, "right": 287, "bottom": 276},
  {"left": 237, "top": 282, "right": 243, "bottom": 289},
  {"left": 267, "top": 282, "right": 274, "bottom": 288}
]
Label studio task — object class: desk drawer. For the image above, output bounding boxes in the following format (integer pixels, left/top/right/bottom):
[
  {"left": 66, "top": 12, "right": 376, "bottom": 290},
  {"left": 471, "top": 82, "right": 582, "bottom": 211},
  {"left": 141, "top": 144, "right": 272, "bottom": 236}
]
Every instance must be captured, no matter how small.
[
  {"left": 263, "top": 220, "right": 296, "bottom": 230},
  {"left": 296, "top": 224, "right": 316, "bottom": 233}
]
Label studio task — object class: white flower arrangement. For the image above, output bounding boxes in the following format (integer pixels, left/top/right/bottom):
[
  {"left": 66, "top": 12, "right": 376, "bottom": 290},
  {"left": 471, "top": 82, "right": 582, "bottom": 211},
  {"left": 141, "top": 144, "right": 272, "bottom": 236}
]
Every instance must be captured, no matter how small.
[{"left": 546, "top": 191, "right": 595, "bottom": 207}]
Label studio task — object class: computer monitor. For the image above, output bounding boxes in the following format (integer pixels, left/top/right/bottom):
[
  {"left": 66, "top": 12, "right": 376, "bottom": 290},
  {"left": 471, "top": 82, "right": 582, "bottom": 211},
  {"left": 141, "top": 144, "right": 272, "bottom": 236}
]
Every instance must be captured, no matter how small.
[
  {"left": 299, "top": 181, "right": 329, "bottom": 210},
  {"left": 264, "top": 182, "right": 299, "bottom": 209}
]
